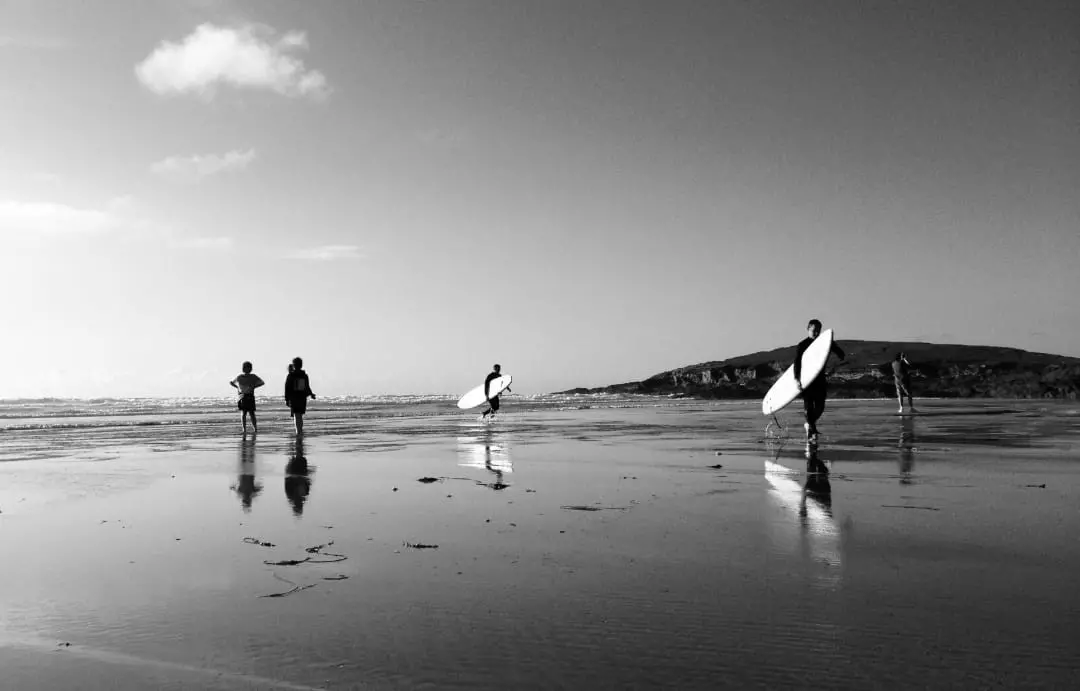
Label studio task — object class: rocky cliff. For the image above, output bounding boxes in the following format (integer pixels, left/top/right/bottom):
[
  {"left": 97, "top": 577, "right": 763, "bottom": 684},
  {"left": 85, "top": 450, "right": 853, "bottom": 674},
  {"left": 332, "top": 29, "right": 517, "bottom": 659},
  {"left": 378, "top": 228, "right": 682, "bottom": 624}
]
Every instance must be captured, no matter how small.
[{"left": 561, "top": 341, "right": 1080, "bottom": 400}]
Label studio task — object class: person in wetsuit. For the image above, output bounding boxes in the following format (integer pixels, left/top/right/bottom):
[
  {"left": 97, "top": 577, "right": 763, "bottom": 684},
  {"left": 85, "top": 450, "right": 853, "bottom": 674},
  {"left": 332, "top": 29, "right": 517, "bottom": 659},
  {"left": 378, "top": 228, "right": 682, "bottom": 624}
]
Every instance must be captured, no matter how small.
[
  {"left": 481, "top": 363, "right": 511, "bottom": 419},
  {"left": 794, "top": 319, "right": 845, "bottom": 443},
  {"left": 892, "top": 351, "right": 915, "bottom": 413}
]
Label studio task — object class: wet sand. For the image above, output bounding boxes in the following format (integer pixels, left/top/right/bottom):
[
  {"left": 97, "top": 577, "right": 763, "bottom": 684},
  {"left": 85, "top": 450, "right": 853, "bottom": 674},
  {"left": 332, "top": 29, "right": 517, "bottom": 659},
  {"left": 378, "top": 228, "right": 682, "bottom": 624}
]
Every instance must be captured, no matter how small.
[{"left": 2, "top": 400, "right": 1079, "bottom": 689}]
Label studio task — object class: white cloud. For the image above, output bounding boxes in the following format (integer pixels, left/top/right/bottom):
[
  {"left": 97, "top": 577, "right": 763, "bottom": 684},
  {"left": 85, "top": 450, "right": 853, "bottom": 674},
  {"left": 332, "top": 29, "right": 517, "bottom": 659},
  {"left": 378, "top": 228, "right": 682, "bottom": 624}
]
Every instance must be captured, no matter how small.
[
  {"left": 135, "top": 24, "right": 330, "bottom": 100},
  {"left": 0, "top": 199, "right": 118, "bottom": 234},
  {"left": 287, "top": 245, "right": 363, "bottom": 261},
  {"left": 150, "top": 149, "right": 256, "bottom": 182}
]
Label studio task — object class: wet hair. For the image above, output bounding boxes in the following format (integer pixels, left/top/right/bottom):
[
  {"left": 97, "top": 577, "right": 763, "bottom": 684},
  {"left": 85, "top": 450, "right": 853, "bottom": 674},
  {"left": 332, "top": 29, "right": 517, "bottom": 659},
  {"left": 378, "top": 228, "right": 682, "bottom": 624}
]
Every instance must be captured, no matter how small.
[
  {"left": 242, "top": 361, "right": 253, "bottom": 373},
  {"left": 293, "top": 357, "right": 303, "bottom": 369},
  {"left": 493, "top": 363, "right": 501, "bottom": 370},
  {"left": 807, "top": 319, "right": 822, "bottom": 330}
]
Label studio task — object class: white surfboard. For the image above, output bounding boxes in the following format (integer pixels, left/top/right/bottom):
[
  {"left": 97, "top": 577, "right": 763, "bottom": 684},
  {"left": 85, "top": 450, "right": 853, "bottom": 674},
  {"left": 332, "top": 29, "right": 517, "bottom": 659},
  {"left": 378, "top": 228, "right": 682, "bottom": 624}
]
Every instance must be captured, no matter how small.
[
  {"left": 457, "top": 375, "right": 513, "bottom": 410},
  {"left": 762, "top": 329, "right": 835, "bottom": 415}
]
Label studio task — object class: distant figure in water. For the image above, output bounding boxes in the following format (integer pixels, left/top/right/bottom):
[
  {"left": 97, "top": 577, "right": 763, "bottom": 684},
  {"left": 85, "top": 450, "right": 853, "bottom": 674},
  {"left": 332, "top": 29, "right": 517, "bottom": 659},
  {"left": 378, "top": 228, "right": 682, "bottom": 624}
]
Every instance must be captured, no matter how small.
[
  {"left": 284, "top": 435, "right": 312, "bottom": 517},
  {"left": 481, "top": 363, "right": 511, "bottom": 419},
  {"left": 794, "top": 319, "right": 845, "bottom": 443},
  {"left": 229, "top": 361, "right": 265, "bottom": 433},
  {"left": 893, "top": 351, "right": 916, "bottom": 413},
  {"left": 284, "top": 357, "right": 316, "bottom": 434}
]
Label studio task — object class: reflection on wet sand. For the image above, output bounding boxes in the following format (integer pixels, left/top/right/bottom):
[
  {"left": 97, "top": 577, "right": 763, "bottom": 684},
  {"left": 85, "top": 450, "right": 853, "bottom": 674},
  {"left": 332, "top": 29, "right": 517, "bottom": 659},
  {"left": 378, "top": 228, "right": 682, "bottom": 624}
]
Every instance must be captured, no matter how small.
[
  {"left": 457, "top": 430, "right": 512, "bottom": 490},
  {"left": 284, "top": 435, "right": 314, "bottom": 516},
  {"left": 899, "top": 415, "right": 916, "bottom": 484},
  {"left": 764, "top": 443, "right": 841, "bottom": 586},
  {"left": 232, "top": 433, "right": 262, "bottom": 512}
]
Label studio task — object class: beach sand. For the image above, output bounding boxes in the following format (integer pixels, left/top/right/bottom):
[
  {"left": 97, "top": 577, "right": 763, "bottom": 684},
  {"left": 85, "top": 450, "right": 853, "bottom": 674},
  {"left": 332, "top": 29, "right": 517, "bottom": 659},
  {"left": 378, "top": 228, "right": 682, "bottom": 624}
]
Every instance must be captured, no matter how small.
[{"left": 2, "top": 400, "right": 1079, "bottom": 689}]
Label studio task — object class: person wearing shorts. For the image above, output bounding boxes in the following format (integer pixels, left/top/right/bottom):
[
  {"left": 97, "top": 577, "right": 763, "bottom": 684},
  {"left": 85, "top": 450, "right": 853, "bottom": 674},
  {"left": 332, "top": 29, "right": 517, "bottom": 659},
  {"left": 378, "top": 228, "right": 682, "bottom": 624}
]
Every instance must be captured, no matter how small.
[{"left": 229, "top": 361, "right": 265, "bottom": 433}]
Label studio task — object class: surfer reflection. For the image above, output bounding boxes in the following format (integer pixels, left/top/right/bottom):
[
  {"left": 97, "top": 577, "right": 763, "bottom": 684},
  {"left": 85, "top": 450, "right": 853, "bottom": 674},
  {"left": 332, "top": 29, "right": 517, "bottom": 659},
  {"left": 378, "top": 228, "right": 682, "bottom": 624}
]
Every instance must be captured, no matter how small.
[
  {"left": 764, "top": 443, "right": 841, "bottom": 585},
  {"left": 898, "top": 415, "right": 916, "bottom": 485},
  {"left": 232, "top": 432, "right": 262, "bottom": 512},
  {"left": 284, "top": 435, "right": 313, "bottom": 516},
  {"left": 803, "top": 444, "right": 832, "bottom": 517},
  {"left": 456, "top": 432, "right": 512, "bottom": 490}
]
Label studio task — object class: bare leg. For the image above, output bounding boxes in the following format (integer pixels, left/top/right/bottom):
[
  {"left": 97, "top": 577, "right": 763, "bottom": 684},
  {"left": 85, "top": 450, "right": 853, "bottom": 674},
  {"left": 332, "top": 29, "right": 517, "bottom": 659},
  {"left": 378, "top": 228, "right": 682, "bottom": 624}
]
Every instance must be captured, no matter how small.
[
  {"left": 295, "top": 413, "right": 304, "bottom": 435},
  {"left": 896, "top": 385, "right": 904, "bottom": 413},
  {"left": 250, "top": 411, "right": 257, "bottom": 433}
]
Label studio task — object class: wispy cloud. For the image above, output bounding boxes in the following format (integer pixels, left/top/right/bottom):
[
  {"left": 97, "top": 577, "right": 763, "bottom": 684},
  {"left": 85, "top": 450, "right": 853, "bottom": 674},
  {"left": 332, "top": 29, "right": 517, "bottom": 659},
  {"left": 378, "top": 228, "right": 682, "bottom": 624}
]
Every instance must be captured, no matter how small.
[
  {"left": 135, "top": 24, "right": 330, "bottom": 100},
  {"left": 28, "top": 172, "right": 63, "bottom": 184},
  {"left": 0, "top": 196, "right": 228, "bottom": 253},
  {"left": 0, "top": 34, "right": 67, "bottom": 50},
  {"left": 287, "top": 245, "right": 363, "bottom": 261},
  {"left": 416, "top": 128, "right": 470, "bottom": 149},
  {"left": 0, "top": 199, "right": 118, "bottom": 234},
  {"left": 169, "top": 236, "right": 234, "bottom": 251},
  {"left": 150, "top": 149, "right": 256, "bottom": 183}
]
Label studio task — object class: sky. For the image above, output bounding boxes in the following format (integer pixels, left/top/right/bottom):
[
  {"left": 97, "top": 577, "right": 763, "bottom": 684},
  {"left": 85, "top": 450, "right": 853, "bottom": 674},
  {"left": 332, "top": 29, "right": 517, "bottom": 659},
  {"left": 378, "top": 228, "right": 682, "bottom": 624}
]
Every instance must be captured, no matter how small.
[{"left": 1, "top": 0, "right": 1077, "bottom": 398}]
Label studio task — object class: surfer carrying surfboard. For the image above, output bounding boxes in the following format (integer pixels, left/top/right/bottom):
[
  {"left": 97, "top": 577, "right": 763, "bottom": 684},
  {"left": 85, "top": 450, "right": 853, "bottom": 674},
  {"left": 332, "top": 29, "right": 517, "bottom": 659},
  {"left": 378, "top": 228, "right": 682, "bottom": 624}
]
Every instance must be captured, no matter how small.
[
  {"left": 284, "top": 357, "right": 316, "bottom": 434},
  {"left": 229, "top": 361, "right": 265, "bottom": 433},
  {"left": 481, "top": 364, "right": 511, "bottom": 419},
  {"left": 794, "top": 320, "right": 845, "bottom": 442}
]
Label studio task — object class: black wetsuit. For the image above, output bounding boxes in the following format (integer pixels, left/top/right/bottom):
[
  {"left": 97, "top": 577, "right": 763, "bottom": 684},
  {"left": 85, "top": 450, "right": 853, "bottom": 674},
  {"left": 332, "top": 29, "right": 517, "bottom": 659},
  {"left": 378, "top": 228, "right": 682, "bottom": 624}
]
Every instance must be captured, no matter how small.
[
  {"left": 793, "top": 336, "right": 845, "bottom": 436},
  {"left": 484, "top": 371, "right": 502, "bottom": 414}
]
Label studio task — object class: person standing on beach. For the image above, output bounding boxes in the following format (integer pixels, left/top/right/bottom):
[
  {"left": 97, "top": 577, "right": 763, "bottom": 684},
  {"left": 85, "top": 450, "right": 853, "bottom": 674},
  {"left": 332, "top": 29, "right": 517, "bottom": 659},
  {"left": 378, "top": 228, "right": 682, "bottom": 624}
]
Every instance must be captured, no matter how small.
[
  {"left": 794, "top": 319, "right": 845, "bottom": 442},
  {"left": 284, "top": 357, "right": 316, "bottom": 434},
  {"left": 892, "top": 352, "right": 916, "bottom": 413},
  {"left": 229, "top": 361, "right": 265, "bottom": 433},
  {"left": 481, "top": 363, "right": 511, "bottom": 419}
]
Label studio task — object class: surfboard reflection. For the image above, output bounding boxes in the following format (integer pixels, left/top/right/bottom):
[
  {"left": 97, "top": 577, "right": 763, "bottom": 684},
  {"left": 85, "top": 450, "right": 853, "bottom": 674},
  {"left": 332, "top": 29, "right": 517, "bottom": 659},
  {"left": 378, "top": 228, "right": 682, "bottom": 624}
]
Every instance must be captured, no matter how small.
[
  {"left": 764, "top": 443, "right": 841, "bottom": 587},
  {"left": 898, "top": 416, "right": 916, "bottom": 485},
  {"left": 232, "top": 432, "right": 263, "bottom": 513},
  {"left": 285, "top": 435, "right": 314, "bottom": 517},
  {"left": 456, "top": 434, "right": 512, "bottom": 490}
]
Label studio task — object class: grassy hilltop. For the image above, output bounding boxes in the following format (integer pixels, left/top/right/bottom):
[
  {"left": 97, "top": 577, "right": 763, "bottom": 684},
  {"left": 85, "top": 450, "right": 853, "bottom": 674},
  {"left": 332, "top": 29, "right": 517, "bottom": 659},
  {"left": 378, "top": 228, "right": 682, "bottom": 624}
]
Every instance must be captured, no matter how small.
[{"left": 561, "top": 341, "right": 1080, "bottom": 400}]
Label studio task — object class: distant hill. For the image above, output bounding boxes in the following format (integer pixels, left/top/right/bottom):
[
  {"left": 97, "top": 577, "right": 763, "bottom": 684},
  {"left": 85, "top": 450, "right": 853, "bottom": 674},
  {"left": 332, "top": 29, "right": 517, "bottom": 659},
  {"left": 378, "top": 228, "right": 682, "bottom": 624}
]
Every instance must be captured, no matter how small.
[{"left": 559, "top": 341, "right": 1080, "bottom": 400}]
